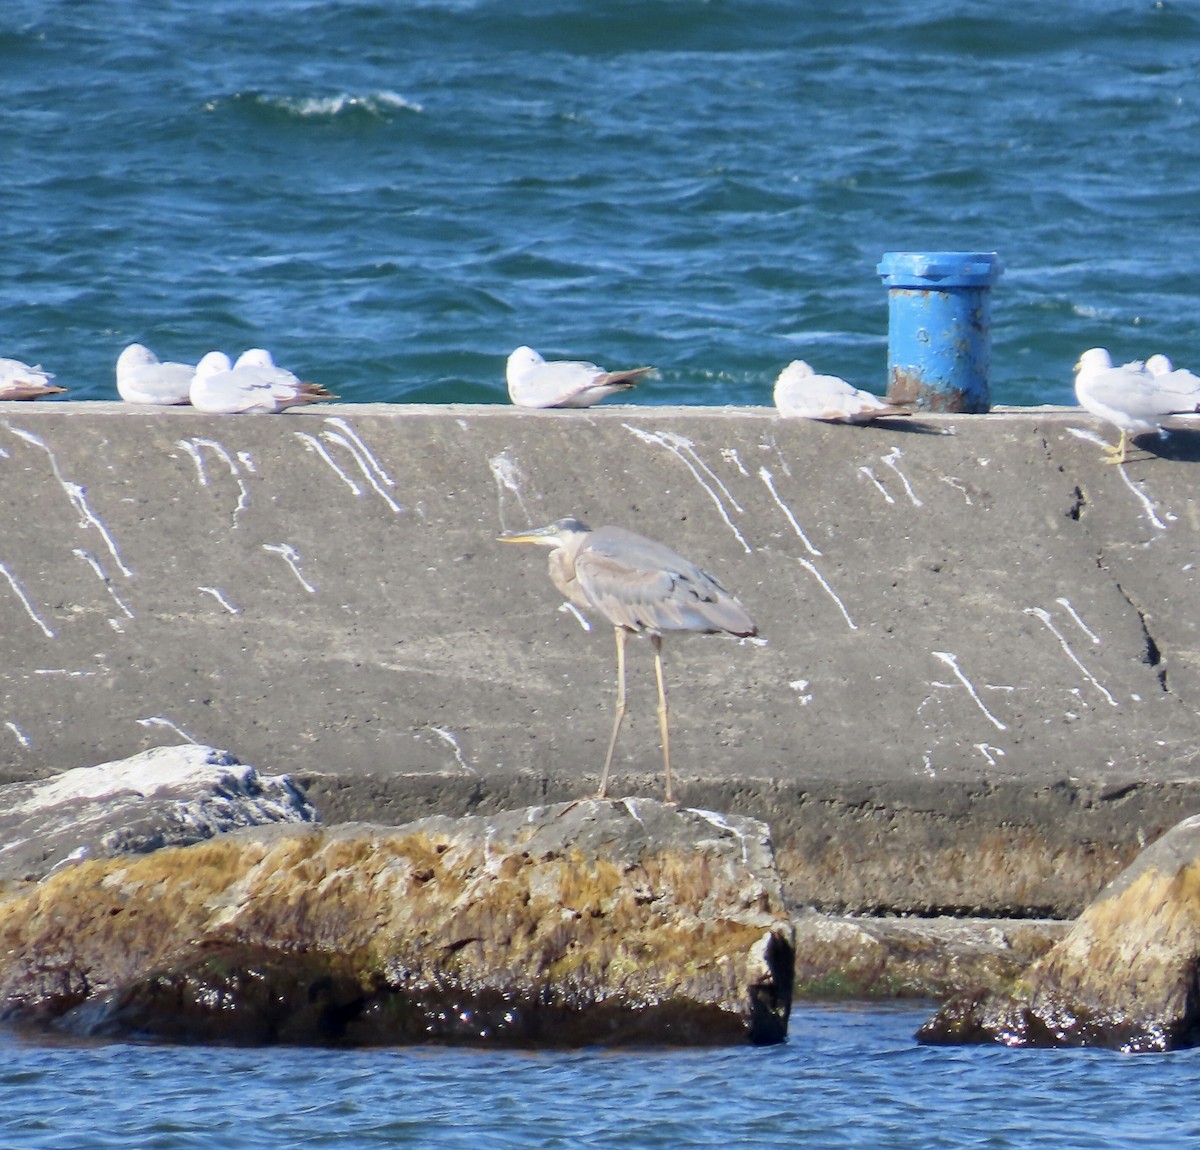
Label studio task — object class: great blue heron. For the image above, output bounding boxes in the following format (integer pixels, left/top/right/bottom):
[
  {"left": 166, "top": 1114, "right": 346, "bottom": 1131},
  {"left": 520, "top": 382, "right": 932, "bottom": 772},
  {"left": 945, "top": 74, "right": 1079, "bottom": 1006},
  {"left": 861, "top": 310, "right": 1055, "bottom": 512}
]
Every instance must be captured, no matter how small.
[
  {"left": 1074, "top": 347, "right": 1200, "bottom": 464},
  {"left": 498, "top": 517, "right": 757, "bottom": 802},
  {"left": 506, "top": 346, "right": 653, "bottom": 409},
  {"left": 774, "top": 360, "right": 908, "bottom": 423}
]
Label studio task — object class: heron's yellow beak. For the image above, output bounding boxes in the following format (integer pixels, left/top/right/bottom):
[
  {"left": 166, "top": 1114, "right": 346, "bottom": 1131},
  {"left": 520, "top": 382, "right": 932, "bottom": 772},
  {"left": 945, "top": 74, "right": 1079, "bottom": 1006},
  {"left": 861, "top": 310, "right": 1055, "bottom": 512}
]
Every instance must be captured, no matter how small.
[{"left": 497, "top": 526, "right": 555, "bottom": 544}]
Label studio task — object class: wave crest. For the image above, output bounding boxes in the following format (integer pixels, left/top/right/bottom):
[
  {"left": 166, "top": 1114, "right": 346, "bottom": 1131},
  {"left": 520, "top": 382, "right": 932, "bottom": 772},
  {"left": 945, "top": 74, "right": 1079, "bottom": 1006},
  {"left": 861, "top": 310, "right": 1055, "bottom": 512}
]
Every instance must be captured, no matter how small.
[{"left": 213, "top": 90, "right": 424, "bottom": 121}]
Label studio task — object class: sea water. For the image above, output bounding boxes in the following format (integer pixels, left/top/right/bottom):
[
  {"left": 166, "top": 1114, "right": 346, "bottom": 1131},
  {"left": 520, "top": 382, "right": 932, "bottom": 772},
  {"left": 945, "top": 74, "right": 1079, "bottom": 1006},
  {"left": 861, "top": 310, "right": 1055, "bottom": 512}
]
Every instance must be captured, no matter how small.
[
  {"left": 4, "top": 2, "right": 1199, "bottom": 1139},
  {"left": 4, "top": 0, "right": 1200, "bottom": 406},
  {"left": 2, "top": 1007, "right": 1199, "bottom": 1149}
]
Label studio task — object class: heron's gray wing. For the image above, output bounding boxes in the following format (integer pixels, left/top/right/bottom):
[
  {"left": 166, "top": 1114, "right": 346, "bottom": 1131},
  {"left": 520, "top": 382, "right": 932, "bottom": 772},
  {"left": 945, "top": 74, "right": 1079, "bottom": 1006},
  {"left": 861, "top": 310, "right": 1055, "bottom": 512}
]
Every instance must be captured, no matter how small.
[{"left": 576, "top": 528, "right": 756, "bottom": 636}]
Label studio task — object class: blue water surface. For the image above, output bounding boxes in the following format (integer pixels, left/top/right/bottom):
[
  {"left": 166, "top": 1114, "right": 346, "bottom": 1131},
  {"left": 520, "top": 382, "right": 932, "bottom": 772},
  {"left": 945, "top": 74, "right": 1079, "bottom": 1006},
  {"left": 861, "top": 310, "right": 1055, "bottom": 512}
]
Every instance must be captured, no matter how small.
[
  {"left": 4, "top": 0, "right": 1200, "bottom": 406},
  {"left": 1, "top": 1006, "right": 1197, "bottom": 1149}
]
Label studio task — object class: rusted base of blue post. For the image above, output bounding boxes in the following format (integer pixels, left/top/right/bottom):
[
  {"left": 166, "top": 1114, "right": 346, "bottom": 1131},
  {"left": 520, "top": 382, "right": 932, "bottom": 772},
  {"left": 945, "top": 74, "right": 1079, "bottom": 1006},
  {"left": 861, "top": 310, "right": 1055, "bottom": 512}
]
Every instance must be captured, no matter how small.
[{"left": 877, "top": 252, "right": 1003, "bottom": 414}]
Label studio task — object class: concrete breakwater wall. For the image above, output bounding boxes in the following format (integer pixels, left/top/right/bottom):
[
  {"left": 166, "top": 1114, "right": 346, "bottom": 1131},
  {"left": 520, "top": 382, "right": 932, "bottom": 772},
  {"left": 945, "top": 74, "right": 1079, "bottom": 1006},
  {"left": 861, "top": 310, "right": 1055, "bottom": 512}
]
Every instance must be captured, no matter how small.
[{"left": 1, "top": 401, "right": 1198, "bottom": 918}]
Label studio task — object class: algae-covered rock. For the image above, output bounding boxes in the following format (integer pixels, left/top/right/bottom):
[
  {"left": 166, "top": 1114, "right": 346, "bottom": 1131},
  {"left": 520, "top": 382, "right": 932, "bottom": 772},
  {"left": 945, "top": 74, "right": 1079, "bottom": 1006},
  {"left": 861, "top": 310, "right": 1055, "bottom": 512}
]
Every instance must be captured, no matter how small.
[
  {"left": 0, "top": 743, "right": 317, "bottom": 885},
  {"left": 0, "top": 798, "right": 794, "bottom": 1047},
  {"left": 917, "top": 812, "right": 1200, "bottom": 1051}
]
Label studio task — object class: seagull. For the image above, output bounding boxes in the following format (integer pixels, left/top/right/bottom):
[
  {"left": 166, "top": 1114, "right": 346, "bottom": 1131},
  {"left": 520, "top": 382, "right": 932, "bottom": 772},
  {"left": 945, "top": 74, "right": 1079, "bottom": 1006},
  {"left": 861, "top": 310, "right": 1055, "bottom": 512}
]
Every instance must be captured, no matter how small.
[
  {"left": 1074, "top": 347, "right": 1200, "bottom": 464},
  {"left": 773, "top": 360, "right": 908, "bottom": 423},
  {"left": 190, "top": 350, "right": 337, "bottom": 414},
  {"left": 1145, "top": 352, "right": 1200, "bottom": 393},
  {"left": 0, "top": 359, "right": 65, "bottom": 400},
  {"left": 115, "top": 343, "right": 194, "bottom": 405},
  {"left": 506, "top": 345, "right": 652, "bottom": 409}
]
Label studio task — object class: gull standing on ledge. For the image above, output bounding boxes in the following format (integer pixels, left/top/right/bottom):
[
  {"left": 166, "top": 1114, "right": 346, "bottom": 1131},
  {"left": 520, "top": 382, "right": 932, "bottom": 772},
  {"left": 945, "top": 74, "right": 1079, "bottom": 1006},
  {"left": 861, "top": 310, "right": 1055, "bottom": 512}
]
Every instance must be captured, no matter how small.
[
  {"left": 506, "top": 345, "right": 653, "bottom": 408},
  {"left": 1074, "top": 347, "right": 1200, "bottom": 464},
  {"left": 498, "top": 517, "right": 757, "bottom": 803},
  {"left": 190, "top": 349, "right": 337, "bottom": 414},
  {"left": 773, "top": 360, "right": 908, "bottom": 423},
  {"left": 0, "top": 359, "right": 65, "bottom": 400},
  {"left": 115, "top": 343, "right": 194, "bottom": 405}
]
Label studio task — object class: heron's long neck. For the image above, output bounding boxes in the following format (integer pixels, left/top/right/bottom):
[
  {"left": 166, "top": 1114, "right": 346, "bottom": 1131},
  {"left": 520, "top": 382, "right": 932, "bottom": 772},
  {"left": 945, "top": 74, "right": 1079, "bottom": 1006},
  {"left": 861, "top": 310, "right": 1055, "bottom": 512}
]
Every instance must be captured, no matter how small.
[{"left": 548, "top": 541, "right": 591, "bottom": 612}]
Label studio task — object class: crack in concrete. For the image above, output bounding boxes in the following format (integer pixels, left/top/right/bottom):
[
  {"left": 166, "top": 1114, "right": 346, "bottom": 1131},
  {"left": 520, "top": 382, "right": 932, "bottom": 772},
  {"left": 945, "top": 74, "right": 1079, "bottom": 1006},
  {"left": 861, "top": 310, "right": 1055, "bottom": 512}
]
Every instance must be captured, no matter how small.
[
  {"left": 1065, "top": 484, "right": 1087, "bottom": 522},
  {"left": 1114, "top": 581, "right": 1169, "bottom": 694}
]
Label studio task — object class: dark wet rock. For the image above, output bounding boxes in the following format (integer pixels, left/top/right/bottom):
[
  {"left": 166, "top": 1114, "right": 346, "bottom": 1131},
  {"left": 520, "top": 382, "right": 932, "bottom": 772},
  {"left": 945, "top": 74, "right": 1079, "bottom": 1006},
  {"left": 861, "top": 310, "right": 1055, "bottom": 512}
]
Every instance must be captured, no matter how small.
[
  {"left": 0, "top": 798, "right": 795, "bottom": 1047},
  {"left": 0, "top": 744, "right": 317, "bottom": 885},
  {"left": 917, "top": 812, "right": 1200, "bottom": 1051}
]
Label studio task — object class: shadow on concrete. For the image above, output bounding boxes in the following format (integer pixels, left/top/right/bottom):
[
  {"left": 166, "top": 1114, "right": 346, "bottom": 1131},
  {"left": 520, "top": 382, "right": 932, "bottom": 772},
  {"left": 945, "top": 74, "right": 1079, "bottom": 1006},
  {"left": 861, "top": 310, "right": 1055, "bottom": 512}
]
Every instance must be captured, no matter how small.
[{"left": 1135, "top": 427, "right": 1200, "bottom": 463}]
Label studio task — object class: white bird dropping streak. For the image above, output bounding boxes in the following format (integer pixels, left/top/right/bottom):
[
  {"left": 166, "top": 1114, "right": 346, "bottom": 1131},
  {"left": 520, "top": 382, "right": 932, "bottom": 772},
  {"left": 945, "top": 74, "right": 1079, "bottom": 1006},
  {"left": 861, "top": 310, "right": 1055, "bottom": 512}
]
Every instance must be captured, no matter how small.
[
  {"left": 625, "top": 425, "right": 751, "bottom": 553},
  {"left": 1055, "top": 597, "right": 1101, "bottom": 645},
  {"left": 798, "top": 557, "right": 857, "bottom": 631},
  {"left": 72, "top": 548, "right": 135, "bottom": 618},
  {"left": 137, "top": 716, "right": 199, "bottom": 743},
  {"left": 1024, "top": 607, "right": 1118, "bottom": 707},
  {"left": 321, "top": 430, "right": 403, "bottom": 512},
  {"left": 686, "top": 808, "right": 752, "bottom": 867},
  {"left": 429, "top": 726, "right": 475, "bottom": 774},
  {"left": 758, "top": 466, "right": 821, "bottom": 556},
  {"left": 931, "top": 652, "right": 1007, "bottom": 731},
  {"left": 858, "top": 465, "right": 895, "bottom": 504},
  {"left": 881, "top": 447, "right": 923, "bottom": 507},
  {"left": 5, "top": 424, "right": 134, "bottom": 576},
  {"left": 263, "top": 543, "right": 316, "bottom": 593},
  {"left": 65, "top": 481, "right": 135, "bottom": 574},
  {"left": 0, "top": 562, "right": 55, "bottom": 638},
  {"left": 4, "top": 721, "right": 31, "bottom": 749},
  {"left": 198, "top": 586, "right": 241, "bottom": 614},
  {"left": 1114, "top": 464, "right": 1170, "bottom": 530},
  {"left": 179, "top": 438, "right": 250, "bottom": 527},
  {"left": 295, "top": 431, "right": 362, "bottom": 495},
  {"left": 324, "top": 417, "right": 396, "bottom": 487},
  {"left": 488, "top": 452, "right": 531, "bottom": 526}
]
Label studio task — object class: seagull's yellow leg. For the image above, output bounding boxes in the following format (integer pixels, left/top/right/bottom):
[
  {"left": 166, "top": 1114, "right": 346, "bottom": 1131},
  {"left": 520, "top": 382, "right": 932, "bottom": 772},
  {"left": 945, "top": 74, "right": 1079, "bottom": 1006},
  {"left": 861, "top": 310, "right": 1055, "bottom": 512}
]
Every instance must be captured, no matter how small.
[
  {"left": 1102, "top": 430, "right": 1128, "bottom": 465},
  {"left": 596, "top": 627, "right": 628, "bottom": 799},
  {"left": 652, "top": 634, "right": 674, "bottom": 804}
]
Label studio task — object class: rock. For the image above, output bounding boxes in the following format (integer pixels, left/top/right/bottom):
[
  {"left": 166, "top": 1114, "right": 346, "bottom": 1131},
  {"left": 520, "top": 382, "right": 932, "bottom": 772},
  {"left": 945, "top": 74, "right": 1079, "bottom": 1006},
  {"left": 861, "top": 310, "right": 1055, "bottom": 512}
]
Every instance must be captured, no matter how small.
[
  {"left": 0, "top": 798, "right": 795, "bottom": 1047},
  {"left": 916, "top": 812, "right": 1200, "bottom": 1051},
  {"left": 0, "top": 744, "right": 317, "bottom": 884},
  {"left": 792, "top": 914, "right": 1067, "bottom": 1000}
]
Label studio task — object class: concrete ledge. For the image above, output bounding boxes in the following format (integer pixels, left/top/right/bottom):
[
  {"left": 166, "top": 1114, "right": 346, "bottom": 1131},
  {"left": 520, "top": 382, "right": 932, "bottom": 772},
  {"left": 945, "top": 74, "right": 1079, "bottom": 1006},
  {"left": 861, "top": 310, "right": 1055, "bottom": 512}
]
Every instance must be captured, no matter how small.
[{"left": 2, "top": 402, "right": 1199, "bottom": 916}]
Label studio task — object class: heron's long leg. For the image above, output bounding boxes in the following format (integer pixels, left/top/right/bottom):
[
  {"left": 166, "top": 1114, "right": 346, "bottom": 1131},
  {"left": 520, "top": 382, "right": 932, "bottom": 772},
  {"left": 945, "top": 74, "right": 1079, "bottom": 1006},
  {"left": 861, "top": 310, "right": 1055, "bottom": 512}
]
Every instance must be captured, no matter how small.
[
  {"left": 652, "top": 634, "right": 673, "bottom": 803},
  {"left": 596, "top": 626, "right": 628, "bottom": 799}
]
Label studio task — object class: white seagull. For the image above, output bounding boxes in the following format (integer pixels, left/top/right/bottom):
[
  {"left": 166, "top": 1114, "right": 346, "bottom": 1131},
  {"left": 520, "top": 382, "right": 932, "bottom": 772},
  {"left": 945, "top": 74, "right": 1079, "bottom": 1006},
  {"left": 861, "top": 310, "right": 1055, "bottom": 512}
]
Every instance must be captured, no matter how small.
[
  {"left": 0, "top": 358, "right": 65, "bottom": 400},
  {"left": 190, "top": 350, "right": 337, "bottom": 414},
  {"left": 1074, "top": 347, "right": 1200, "bottom": 464},
  {"left": 506, "top": 345, "right": 652, "bottom": 409},
  {"left": 773, "top": 360, "right": 907, "bottom": 423},
  {"left": 115, "top": 343, "right": 194, "bottom": 405}
]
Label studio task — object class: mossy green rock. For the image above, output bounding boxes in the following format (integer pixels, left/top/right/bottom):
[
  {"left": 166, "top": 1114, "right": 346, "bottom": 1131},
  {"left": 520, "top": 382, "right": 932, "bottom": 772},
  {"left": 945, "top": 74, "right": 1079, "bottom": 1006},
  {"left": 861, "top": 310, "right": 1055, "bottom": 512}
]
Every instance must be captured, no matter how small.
[
  {"left": 0, "top": 799, "right": 794, "bottom": 1047},
  {"left": 918, "top": 813, "right": 1200, "bottom": 1051}
]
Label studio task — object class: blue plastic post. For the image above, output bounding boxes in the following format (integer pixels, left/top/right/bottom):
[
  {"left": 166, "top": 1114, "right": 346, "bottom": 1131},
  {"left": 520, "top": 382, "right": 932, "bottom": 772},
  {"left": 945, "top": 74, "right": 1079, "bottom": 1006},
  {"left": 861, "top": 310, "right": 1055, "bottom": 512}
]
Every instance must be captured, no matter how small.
[{"left": 876, "top": 252, "right": 1003, "bottom": 413}]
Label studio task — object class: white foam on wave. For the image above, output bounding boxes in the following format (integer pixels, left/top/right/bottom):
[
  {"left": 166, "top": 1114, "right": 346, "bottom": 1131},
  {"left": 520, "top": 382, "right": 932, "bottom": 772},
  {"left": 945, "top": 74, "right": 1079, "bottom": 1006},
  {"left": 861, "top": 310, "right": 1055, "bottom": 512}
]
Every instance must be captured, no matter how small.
[{"left": 271, "top": 90, "right": 424, "bottom": 118}]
